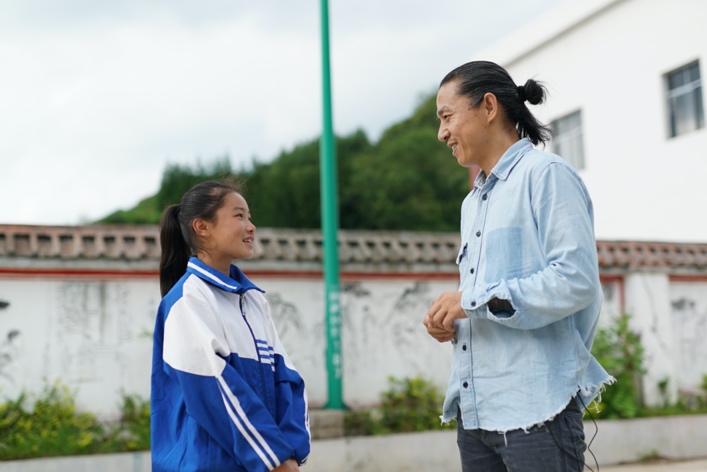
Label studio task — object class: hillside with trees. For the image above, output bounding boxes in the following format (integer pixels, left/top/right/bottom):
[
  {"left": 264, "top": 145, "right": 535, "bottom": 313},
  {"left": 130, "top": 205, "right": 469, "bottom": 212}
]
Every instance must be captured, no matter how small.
[{"left": 98, "top": 94, "right": 470, "bottom": 231}]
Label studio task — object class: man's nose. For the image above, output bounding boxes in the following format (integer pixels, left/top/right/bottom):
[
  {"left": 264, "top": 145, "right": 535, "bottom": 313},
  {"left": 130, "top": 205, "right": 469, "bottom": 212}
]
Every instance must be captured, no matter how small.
[{"left": 438, "top": 125, "right": 449, "bottom": 142}]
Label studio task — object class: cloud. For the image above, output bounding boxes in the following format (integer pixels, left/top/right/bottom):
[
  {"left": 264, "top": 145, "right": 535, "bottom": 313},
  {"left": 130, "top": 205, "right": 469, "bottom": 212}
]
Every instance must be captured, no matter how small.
[{"left": 0, "top": 0, "right": 566, "bottom": 224}]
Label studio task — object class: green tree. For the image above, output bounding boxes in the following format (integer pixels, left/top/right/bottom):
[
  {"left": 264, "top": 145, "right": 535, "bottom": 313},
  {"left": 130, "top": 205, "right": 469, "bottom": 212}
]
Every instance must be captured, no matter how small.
[
  {"left": 344, "top": 127, "right": 467, "bottom": 231},
  {"left": 98, "top": 156, "right": 232, "bottom": 224},
  {"left": 156, "top": 156, "right": 232, "bottom": 213},
  {"left": 96, "top": 93, "right": 471, "bottom": 231},
  {"left": 245, "top": 129, "right": 373, "bottom": 229}
]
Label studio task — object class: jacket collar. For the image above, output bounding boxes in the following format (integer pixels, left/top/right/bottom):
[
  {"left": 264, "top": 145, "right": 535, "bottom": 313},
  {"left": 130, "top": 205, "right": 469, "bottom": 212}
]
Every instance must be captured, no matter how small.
[{"left": 186, "top": 256, "right": 264, "bottom": 295}]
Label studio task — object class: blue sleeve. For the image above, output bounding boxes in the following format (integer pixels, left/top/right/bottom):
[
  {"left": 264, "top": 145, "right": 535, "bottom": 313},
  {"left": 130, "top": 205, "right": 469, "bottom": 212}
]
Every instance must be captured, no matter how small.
[{"left": 273, "top": 354, "right": 311, "bottom": 465}]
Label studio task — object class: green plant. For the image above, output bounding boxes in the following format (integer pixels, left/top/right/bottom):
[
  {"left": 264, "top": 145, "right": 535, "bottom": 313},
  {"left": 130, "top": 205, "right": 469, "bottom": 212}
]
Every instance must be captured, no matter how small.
[
  {"left": 344, "top": 376, "right": 454, "bottom": 436},
  {"left": 591, "top": 313, "right": 646, "bottom": 419},
  {"left": 343, "top": 408, "right": 379, "bottom": 437},
  {"left": 0, "top": 381, "right": 106, "bottom": 460},
  {"left": 107, "top": 392, "right": 151, "bottom": 451},
  {"left": 657, "top": 377, "right": 670, "bottom": 408},
  {"left": 590, "top": 315, "right": 707, "bottom": 419},
  {"left": 638, "top": 449, "right": 666, "bottom": 463},
  {"left": 0, "top": 382, "right": 151, "bottom": 460}
]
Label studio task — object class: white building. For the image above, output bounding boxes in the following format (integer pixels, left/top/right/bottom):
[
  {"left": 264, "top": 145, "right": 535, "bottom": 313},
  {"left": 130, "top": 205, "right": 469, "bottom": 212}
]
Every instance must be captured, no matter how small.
[{"left": 474, "top": 0, "right": 707, "bottom": 243}]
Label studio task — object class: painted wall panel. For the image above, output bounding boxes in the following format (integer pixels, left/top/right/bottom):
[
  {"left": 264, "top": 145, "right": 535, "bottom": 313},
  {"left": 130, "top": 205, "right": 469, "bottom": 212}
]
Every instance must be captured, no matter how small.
[{"left": 670, "top": 281, "right": 707, "bottom": 395}]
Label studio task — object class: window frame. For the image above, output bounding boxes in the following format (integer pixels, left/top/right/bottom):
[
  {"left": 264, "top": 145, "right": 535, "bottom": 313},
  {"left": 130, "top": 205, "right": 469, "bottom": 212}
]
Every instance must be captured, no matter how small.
[
  {"left": 665, "top": 60, "right": 704, "bottom": 138},
  {"left": 550, "top": 109, "right": 585, "bottom": 171}
]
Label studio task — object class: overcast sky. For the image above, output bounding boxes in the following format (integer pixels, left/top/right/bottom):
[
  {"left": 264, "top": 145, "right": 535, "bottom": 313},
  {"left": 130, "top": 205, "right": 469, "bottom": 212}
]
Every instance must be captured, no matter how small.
[{"left": 0, "top": 0, "right": 566, "bottom": 225}]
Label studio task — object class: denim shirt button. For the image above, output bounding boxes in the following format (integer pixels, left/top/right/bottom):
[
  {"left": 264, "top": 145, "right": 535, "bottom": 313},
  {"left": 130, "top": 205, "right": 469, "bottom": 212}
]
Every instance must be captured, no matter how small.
[
  {"left": 471, "top": 301, "right": 476, "bottom": 307},
  {"left": 463, "top": 381, "right": 469, "bottom": 388},
  {"left": 470, "top": 268, "right": 474, "bottom": 274},
  {"left": 462, "top": 344, "right": 467, "bottom": 351},
  {"left": 476, "top": 231, "right": 481, "bottom": 237},
  {"left": 482, "top": 194, "right": 488, "bottom": 201}
]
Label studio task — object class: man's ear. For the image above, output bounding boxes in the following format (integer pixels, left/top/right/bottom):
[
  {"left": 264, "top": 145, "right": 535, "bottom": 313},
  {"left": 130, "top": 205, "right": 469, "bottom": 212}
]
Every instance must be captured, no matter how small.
[
  {"left": 192, "top": 218, "right": 210, "bottom": 238},
  {"left": 482, "top": 92, "right": 499, "bottom": 122}
]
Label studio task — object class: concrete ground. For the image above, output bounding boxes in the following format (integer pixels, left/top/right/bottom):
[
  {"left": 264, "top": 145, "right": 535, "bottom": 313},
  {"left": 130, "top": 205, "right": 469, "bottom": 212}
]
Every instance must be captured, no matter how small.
[{"left": 596, "top": 458, "right": 707, "bottom": 471}]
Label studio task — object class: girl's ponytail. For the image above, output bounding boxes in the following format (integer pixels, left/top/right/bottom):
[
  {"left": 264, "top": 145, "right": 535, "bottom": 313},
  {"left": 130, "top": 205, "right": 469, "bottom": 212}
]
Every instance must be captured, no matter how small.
[{"left": 159, "top": 204, "right": 190, "bottom": 297}]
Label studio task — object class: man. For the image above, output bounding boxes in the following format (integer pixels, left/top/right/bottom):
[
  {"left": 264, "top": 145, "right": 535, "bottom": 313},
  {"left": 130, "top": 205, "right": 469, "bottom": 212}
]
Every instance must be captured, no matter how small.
[{"left": 424, "top": 60, "right": 613, "bottom": 472}]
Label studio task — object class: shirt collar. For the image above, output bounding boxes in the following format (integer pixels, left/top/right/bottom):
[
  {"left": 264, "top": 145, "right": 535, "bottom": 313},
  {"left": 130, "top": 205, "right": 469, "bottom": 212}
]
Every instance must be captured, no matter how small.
[
  {"left": 473, "top": 138, "right": 533, "bottom": 188},
  {"left": 186, "top": 256, "right": 263, "bottom": 295}
]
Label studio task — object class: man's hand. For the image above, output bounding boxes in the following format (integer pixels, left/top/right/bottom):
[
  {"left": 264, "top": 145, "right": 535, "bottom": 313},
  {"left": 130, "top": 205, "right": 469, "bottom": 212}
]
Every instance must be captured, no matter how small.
[
  {"left": 426, "top": 291, "right": 467, "bottom": 331},
  {"left": 272, "top": 459, "right": 299, "bottom": 472},
  {"left": 422, "top": 317, "right": 456, "bottom": 343}
]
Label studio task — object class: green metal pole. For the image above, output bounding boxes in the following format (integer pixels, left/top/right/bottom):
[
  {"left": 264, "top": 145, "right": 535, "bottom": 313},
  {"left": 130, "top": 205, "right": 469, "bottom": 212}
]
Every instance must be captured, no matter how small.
[{"left": 319, "top": 0, "right": 344, "bottom": 410}]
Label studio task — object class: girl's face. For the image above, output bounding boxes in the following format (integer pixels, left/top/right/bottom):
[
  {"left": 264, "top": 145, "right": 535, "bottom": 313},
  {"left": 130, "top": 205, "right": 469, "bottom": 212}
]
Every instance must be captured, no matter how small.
[{"left": 201, "top": 192, "right": 256, "bottom": 271}]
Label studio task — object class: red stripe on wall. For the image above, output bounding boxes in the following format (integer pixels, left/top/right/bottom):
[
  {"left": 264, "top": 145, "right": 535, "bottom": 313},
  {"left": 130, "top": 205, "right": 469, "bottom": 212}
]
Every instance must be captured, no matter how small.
[
  {"left": 0, "top": 268, "right": 159, "bottom": 280},
  {"left": 669, "top": 274, "right": 707, "bottom": 283},
  {"left": 0, "top": 267, "right": 460, "bottom": 281}
]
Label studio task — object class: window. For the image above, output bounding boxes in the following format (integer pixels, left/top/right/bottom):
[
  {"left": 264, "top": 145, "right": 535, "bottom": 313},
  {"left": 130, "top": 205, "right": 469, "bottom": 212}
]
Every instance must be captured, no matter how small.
[
  {"left": 551, "top": 110, "right": 584, "bottom": 170},
  {"left": 666, "top": 61, "right": 704, "bottom": 138}
]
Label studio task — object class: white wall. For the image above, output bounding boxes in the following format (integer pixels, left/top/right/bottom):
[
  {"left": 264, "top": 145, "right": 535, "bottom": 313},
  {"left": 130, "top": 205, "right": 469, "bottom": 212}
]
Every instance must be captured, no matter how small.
[
  {"left": 2, "top": 272, "right": 705, "bottom": 416},
  {"left": 250, "top": 275, "right": 457, "bottom": 408},
  {"left": 0, "top": 275, "right": 456, "bottom": 416},
  {"left": 599, "top": 278, "right": 622, "bottom": 327},
  {"left": 670, "top": 280, "right": 707, "bottom": 396},
  {"left": 624, "top": 273, "right": 678, "bottom": 405},
  {"left": 475, "top": 0, "right": 707, "bottom": 243},
  {"left": 0, "top": 279, "right": 158, "bottom": 418}
]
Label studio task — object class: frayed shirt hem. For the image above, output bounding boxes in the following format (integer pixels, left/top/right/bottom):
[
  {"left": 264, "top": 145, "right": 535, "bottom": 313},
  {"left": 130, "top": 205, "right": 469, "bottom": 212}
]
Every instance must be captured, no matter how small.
[{"left": 446, "top": 377, "right": 616, "bottom": 434}]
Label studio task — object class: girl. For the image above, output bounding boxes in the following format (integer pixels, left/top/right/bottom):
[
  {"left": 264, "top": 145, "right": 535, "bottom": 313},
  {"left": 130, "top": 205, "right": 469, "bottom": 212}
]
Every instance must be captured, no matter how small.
[{"left": 151, "top": 180, "right": 310, "bottom": 472}]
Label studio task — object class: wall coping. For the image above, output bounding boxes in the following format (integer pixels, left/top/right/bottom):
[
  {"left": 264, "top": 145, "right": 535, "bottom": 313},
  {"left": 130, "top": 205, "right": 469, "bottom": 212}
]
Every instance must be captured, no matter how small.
[{"left": 1, "top": 224, "right": 706, "bottom": 274}]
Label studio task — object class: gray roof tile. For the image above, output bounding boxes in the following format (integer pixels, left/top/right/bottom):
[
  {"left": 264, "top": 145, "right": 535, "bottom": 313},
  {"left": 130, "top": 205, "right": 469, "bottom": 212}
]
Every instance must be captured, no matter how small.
[{"left": 1, "top": 225, "right": 706, "bottom": 273}]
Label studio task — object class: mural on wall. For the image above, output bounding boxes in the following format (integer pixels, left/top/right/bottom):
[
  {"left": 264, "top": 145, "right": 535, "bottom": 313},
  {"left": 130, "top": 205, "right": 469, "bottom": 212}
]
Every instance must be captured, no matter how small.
[
  {"left": 380, "top": 281, "right": 439, "bottom": 371},
  {"left": 52, "top": 281, "right": 158, "bottom": 387},
  {"left": 339, "top": 280, "right": 442, "bottom": 374},
  {"left": 263, "top": 279, "right": 454, "bottom": 406},
  {"left": 266, "top": 292, "right": 322, "bottom": 372},
  {"left": 0, "top": 299, "right": 20, "bottom": 382},
  {"left": 671, "top": 294, "right": 707, "bottom": 392},
  {"left": 340, "top": 282, "right": 374, "bottom": 376},
  {"left": 55, "top": 281, "right": 114, "bottom": 382}
]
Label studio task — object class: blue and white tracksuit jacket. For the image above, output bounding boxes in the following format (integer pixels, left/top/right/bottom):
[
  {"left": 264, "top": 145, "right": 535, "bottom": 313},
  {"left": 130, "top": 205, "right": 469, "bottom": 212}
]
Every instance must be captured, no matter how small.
[{"left": 151, "top": 257, "right": 310, "bottom": 472}]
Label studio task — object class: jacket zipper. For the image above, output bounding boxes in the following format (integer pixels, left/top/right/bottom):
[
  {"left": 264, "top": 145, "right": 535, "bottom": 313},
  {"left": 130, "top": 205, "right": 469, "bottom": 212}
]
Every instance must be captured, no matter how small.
[{"left": 239, "top": 294, "right": 267, "bottom": 397}]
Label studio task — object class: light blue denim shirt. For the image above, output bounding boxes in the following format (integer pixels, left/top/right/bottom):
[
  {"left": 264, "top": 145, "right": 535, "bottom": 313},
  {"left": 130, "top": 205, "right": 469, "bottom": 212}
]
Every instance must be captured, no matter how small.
[{"left": 442, "top": 138, "right": 613, "bottom": 432}]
